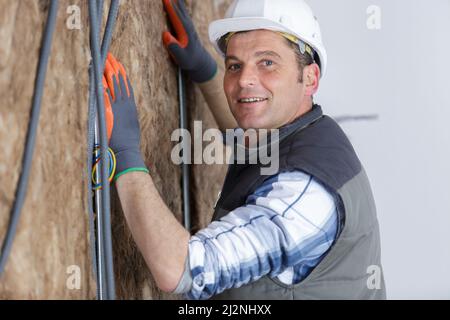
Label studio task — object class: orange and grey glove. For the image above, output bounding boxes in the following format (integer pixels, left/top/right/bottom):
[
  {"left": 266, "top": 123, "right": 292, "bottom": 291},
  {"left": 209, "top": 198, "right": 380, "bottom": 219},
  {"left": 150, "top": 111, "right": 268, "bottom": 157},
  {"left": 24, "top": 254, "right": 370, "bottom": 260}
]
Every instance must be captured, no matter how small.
[
  {"left": 103, "top": 53, "right": 149, "bottom": 180},
  {"left": 162, "top": 0, "right": 217, "bottom": 83}
]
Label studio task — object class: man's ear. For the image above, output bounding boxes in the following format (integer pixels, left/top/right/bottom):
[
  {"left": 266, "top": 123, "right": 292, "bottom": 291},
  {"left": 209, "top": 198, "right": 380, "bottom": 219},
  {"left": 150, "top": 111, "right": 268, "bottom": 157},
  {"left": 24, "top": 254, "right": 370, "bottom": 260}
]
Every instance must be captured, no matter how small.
[{"left": 303, "top": 63, "right": 320, "bottom": 97}]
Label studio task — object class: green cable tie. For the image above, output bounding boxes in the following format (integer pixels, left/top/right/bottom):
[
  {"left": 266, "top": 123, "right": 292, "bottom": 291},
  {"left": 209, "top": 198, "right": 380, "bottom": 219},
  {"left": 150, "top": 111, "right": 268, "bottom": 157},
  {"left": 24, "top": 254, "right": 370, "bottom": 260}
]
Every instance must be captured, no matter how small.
[{"left": 114, "top": 167, "right": 150, "bottom": 182}]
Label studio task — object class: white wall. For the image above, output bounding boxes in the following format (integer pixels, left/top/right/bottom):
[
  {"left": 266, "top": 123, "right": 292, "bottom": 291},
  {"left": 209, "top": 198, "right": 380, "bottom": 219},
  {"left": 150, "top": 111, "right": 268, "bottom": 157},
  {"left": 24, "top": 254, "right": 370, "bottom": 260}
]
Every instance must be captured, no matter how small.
[{"left": 310, "top": 0, "right": 450, "bottom": 299}]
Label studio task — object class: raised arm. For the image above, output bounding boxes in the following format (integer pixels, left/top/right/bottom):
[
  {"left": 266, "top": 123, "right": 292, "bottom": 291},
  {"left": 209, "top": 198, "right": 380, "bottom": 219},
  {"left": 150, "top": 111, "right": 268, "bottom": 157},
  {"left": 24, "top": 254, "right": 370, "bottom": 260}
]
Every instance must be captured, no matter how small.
[{"left": 162, "top": 0, "right": 237, "bottom": 131}]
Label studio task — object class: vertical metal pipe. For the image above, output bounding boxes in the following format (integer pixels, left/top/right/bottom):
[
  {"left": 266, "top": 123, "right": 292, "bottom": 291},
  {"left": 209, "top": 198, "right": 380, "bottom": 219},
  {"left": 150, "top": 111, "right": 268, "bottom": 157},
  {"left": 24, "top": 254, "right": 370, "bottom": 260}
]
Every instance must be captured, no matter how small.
[
  {"left": 94, "top": 121, "right": 105, "bottom": 300},
  {"left": 178, "top": 68, "right": 191, "bottom": 231}
]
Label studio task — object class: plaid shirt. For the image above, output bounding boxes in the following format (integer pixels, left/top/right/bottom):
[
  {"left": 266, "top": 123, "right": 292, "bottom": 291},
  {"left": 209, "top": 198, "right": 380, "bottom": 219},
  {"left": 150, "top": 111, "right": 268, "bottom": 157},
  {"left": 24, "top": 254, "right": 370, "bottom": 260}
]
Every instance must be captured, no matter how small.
[{"left": 175, "top": 170, "right": 338, "bottom": 300}]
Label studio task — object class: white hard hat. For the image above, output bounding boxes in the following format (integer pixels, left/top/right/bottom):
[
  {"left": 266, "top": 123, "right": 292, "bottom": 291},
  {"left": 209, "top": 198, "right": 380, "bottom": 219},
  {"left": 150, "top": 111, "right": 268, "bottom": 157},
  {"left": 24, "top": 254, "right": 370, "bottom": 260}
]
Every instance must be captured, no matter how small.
[{"left": 209, "top": 0, "right": 328, "bottom": 77}]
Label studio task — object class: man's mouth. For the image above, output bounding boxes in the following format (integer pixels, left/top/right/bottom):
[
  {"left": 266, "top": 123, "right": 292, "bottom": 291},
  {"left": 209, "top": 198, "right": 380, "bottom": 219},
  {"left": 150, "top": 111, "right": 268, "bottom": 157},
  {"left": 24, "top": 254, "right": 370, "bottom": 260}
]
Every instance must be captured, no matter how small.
[{"left": 237, "top": 97, "right": 268, "bottom": 104}]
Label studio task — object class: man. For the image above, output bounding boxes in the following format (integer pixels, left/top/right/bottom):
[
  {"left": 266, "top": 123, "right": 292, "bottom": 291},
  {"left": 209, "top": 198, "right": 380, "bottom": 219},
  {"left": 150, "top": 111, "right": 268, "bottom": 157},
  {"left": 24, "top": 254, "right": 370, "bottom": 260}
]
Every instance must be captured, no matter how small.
[{"left": 103, "top": 0, "right": 386, "bottom": 299}]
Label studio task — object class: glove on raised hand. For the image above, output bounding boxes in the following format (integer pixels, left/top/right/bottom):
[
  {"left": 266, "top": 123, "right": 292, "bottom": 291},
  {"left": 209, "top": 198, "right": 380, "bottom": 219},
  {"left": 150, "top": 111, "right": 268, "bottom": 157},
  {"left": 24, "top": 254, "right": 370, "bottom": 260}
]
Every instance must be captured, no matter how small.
[{"left": 162, "top": 0, "right": 217, "bottom": 83}]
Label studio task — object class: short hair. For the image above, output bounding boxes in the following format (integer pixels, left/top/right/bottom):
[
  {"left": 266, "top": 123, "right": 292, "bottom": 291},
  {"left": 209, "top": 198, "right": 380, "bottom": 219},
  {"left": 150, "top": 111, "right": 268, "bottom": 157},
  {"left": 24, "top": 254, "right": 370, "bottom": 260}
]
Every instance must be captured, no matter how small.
[{"left": 284, "top": 38, "right": 315, "bottom": 83}]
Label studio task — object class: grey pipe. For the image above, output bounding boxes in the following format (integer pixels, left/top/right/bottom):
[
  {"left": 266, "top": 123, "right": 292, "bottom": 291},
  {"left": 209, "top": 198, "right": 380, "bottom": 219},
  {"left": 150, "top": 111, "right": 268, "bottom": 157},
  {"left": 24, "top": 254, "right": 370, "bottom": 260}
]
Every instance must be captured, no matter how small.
[
  {"left": 0, "top": 0, "right": 59, "bottom": 276},
  {"left": 178, "top": 68, "right": 191, "bottom": 232},
  {"left": 88, "top": 0, "right": 116, "bottom": 300}
]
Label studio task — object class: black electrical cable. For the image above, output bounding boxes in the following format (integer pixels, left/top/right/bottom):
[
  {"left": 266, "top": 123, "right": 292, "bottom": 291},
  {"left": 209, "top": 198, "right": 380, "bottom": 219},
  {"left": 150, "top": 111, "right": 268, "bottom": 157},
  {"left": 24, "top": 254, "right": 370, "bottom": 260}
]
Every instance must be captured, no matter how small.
[
  {"left": 87, "top": 0, "right": 119, "bottom": 300},
  {"left": 88, "top": 0, "right": 116, "bottom": 300},
  {"left": 0, "top": 0, "right": 59, "bottom": 276}
]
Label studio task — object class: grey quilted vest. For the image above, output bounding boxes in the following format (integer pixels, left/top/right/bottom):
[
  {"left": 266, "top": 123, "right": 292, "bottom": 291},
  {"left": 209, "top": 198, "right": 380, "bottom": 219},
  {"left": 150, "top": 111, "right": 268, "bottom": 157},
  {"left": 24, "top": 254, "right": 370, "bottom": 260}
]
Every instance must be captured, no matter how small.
[{"left": 211, "top": 105, "right": 386, "bottom": 300}]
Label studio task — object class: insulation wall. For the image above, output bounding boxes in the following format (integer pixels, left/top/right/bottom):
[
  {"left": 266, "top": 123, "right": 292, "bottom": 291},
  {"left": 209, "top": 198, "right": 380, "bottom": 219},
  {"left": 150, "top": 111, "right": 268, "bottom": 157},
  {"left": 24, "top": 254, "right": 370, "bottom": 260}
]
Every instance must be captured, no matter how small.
[{"left": 0, "top": 0, "right": 231, "bottom": 299}]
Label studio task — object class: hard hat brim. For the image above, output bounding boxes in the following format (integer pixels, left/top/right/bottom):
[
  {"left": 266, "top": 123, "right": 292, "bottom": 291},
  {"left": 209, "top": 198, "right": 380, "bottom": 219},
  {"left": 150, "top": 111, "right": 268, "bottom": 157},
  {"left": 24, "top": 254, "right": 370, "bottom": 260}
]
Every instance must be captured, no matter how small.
[
  {"left": 209, "top": 17, "right": 296, "bottom": 54},
  {"left": 209, "top": 16, "right": 327, "bottom": 77}
]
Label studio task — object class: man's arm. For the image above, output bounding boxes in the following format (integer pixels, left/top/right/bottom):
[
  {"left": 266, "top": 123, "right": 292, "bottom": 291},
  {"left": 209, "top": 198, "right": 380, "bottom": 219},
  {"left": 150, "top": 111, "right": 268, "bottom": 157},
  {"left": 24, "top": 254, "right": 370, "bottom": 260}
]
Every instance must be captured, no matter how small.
[
  {"left": 162, "top": 0, "right": 238, "bottom": 131},
  {"left": 115, "top": 172, "right": 189, "bottom": 292},
  {"left": 103, "top": 53, "right": 188, "bottom": 292},
  {"left": 116, "top": 169, "right": 338, "bottom": 298}
]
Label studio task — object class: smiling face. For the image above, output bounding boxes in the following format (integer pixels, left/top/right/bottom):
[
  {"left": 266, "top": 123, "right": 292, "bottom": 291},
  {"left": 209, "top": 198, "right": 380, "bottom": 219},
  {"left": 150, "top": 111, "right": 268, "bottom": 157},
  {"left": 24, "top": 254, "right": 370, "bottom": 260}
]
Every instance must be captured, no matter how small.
[{"left": 223, "top": 30, "right": 319, "bottom": 130}]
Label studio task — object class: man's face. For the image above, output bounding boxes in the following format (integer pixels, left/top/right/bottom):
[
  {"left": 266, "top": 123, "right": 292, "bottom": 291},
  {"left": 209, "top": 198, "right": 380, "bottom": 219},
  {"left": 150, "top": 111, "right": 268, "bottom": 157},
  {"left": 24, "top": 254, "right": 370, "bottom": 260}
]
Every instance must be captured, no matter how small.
[{"left": 224, "top": 30, "right": 310, "bottom": 130}]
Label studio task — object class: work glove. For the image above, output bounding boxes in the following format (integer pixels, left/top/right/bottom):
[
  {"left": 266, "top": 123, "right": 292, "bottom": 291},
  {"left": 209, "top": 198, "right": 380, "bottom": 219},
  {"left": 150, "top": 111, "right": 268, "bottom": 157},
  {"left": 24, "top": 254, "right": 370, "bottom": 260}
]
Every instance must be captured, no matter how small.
[
  {"left": 162, "top": 0, "right": 217, "bottom": 83},
  {"left": 103, "top": 53, "right": 149, "bottom": 180}
]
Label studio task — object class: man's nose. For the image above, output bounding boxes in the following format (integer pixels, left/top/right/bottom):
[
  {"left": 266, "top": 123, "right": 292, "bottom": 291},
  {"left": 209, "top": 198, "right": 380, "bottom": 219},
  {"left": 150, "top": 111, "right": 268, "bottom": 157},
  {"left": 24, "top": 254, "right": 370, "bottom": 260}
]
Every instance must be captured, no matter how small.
[{"left": 238, "top": 65, "right": 258, "bottom": 88}]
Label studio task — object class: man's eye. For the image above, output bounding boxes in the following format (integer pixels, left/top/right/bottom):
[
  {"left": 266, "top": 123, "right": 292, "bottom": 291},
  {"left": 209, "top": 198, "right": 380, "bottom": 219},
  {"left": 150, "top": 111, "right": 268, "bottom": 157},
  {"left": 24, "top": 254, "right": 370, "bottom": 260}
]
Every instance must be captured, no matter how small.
[
  {"left": 262, "top": 60, "right": 274, "bottom": 67},
  {"left": 228, "top": 64, "right": 241, "bottom": 71}
]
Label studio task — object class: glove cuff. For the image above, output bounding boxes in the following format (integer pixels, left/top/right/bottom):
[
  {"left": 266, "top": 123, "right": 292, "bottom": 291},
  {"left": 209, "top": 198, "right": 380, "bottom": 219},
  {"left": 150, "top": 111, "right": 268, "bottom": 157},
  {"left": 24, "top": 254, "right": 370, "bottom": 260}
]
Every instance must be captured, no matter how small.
[
  {"left": 114, "top": 167, "right": 150, "bottom": 182},
  {"left": 114, "top": 149, "right": 148, "bottom": 179}
]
